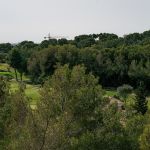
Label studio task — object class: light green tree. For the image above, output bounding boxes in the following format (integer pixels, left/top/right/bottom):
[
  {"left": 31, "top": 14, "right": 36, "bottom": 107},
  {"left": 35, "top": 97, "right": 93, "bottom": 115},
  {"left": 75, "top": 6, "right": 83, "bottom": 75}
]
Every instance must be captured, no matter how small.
[
  {"left": 139, "top": 125, "right": 150, "bottom": 150},
  {"left": 117, "top": 84, "right": 133, "bottom": 104}
]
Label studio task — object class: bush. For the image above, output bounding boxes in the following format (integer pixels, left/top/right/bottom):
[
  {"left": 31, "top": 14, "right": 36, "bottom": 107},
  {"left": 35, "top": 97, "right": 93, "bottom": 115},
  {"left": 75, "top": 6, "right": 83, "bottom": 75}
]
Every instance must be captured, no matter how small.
[{"left": 117, "top": 84, "right": 133, "bottom": 102}]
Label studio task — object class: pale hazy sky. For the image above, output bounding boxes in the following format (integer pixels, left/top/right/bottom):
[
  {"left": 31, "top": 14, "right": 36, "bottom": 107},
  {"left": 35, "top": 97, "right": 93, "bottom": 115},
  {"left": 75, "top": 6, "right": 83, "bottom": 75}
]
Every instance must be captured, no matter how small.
[{"left": 0, "top": 0, "right": 150, "bottom": 43}]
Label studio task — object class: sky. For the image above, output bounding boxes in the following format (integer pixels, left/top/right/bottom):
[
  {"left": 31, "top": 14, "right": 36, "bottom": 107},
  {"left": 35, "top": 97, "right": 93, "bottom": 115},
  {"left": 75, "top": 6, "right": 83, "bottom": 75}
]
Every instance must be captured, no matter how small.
[{"left": 0, "top": 0, "right": 150, "bottom": 43}]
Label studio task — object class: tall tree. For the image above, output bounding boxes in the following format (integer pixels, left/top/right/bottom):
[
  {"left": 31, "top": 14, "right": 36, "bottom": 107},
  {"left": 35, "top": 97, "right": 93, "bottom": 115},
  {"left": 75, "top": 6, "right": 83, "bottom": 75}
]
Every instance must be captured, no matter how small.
[
  {"left": 9, "top": 49, "right": 22, "bottom": 81},
  {"left": 134, "top": 82, "right": 148, "bottom": 115}
]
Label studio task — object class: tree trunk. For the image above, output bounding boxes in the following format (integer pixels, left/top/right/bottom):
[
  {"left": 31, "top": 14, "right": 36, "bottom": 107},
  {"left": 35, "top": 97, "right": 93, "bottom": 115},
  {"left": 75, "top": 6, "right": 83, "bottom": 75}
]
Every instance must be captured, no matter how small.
[
  {"left": 14, "top": 69, "right": 18, "bottom": 81},
  {"left": 20, "top": 72, "right": 23, "bottom": 81}
]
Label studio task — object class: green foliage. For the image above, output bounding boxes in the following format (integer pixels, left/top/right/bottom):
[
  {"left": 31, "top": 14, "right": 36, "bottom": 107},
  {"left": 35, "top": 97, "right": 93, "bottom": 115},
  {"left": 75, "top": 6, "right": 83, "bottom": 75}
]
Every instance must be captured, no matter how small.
[
  {"left": 58, "top": 38, "right": 68, "bottom": 45},
  {"left": 75, "top": 35, "right": 96, "bottom": 48},
  {"left": 0, "top": 43, "right": 12, "bottom": 53},
  {"left": 9, "top": 49, "right": 22, "bottom": 80},
  {"left": 0, "top": 78, "right": 11, "bottom": 148},
  {"left": 0, "top": 64, "right": 149, "bottom": 149},
  {"left": 18, "top": 41, "right": 38, "bottom": 49},
  {"left": 7, "top": 84, "right": 30, "bottom": 150},
  {"left": 10, "top": 64, "right": 145, "bottom": 150},
  {"left": 0, "top": 53, "right": 8, "bottom": 63},
  {"left": 129, "top": 60, "right": 150, "bottom": 88},
  {"left": 4, "top": 30, "right": 149, "bottom": 89},
  {"left": 126, "top": 114, "right": 146, "bottom": 150},
  {"left": 27, "top": 39, "right": 150, "bottom": 89},
  {"left": 9, "top": 49, "right": 22, "bottom": 69},
  {"left": 139, "top": 124, "right": 150, "bottom": 150},
  {"left": 117, "top": 84, "right": 133, "bottom": 102},
  {"left": 40, "top": 39, "right": 57, "bottom": 48},
  {"left": 10, "top": 65, "right": 105, "bottom": 149},
  {"left": 134, "top": 82, "right": 148, "bottom": 115},
  {"left": 28, "top": 46, "right": 58, "bottom": 83},
  {"left": 2, "top": 29, "right": 150, "bottom": 149}
]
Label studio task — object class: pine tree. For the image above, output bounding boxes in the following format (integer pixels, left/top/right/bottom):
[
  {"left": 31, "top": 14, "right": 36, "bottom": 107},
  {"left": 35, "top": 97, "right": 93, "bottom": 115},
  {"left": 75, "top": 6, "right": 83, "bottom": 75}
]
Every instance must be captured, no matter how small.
[{"left": 134, "top": 82, "right": 148, "bottom": 115}]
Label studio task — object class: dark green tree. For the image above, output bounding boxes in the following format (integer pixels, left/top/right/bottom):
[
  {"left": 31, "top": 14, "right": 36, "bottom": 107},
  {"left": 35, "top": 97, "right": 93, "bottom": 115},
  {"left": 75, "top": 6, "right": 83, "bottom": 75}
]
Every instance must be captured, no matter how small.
[
  {"left": 58, "top": 38, "right": 68, "bottom": 45},
  {"left": 134, "top": 82, "right": 148, "bottom": 115},
  {"left": 0, "top": 43, "right": 12, "bottom": 53},
  {"left": 9, "top": 49, "right": 22, "bottom": 81}
]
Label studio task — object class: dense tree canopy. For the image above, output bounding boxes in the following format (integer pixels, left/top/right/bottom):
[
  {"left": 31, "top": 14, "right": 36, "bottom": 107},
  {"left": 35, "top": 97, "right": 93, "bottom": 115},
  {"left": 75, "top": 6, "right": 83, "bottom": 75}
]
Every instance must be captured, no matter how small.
[
  {"left": 1, "top": 27, "right": 150, "bottom": 150},
  {"left": 1, "top": 65, "right": 148, "bottom": 149},
  {"left": 1, "top": 30, "right": 150, "bottom": 90}
]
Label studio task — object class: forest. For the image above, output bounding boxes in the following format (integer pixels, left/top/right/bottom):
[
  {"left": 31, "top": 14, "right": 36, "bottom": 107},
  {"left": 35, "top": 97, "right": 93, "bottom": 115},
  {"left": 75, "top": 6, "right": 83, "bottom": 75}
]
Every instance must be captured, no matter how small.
[{"left": 0, "top": 30, "right": 150, "bottom": 150}]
